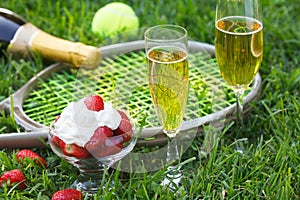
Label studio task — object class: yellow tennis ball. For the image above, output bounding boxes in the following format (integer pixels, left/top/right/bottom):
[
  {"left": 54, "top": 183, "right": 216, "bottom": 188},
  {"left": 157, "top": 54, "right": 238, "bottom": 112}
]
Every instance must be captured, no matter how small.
[{"left": 91, "top": 2, "right": 139, "bottom": 39}]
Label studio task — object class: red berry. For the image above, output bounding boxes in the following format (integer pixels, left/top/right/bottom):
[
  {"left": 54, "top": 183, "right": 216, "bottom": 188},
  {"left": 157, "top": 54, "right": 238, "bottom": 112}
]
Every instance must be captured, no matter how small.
[
  {"left": 114, "top": 110, "right": 133, "bottom": 142},
  {"left": 55, "top": 115, "right": 61, "bottom": 122},
  {"left": 0, "top": 169, "right": 27, "bottom": 189},
  {"left": 52, "top": 135, "right": 64, "bottom": 148},
  {"left": 52, "top": 135, "right": 92, "bottom": 159},
  {"left": 118, "top": 110, "right": 130, "bottom": 121},
  {"left": 114, "top": 119, "right": 132, "bottom": 135},
  {"left": 84, "top": 94, "right": 104, "bottom": 111},
  {"left": 105, "top": 135, "right": 124, "bottom": 146},
  {"left": 16, "top": 149, "right": 47, "bottom": 168},
  {"left": 120, "top": 131, "right": 133, "bottom": 142},
  {"left": 51, "top": 188, "right": 82, "bottom": 200},
  {"left": 85, "top": 127, "right": 124, "bottom": 158},
  {"left": 85, "top": 126, "right": 113, "bottom": 151},
  {"left": 61, "top": 143, "right": 92, "bottom": 159},
  {"left": 92, "top": 141, "right": 123, "bottom": 158}
]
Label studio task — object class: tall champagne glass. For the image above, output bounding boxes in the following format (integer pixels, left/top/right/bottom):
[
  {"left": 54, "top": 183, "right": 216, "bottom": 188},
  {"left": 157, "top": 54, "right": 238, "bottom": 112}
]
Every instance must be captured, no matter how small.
[
  {"left": 215, "top": 0, "right": 263, "bottom": 128},
  {"left": 145, "top": 25, "right": 189, "bottom": 187}
]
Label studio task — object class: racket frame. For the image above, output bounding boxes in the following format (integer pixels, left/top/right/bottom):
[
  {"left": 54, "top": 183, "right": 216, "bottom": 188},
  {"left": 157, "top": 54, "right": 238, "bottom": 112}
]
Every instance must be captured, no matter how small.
[{"left": 0, "top": 40, "right": 261, "bottom": 148}]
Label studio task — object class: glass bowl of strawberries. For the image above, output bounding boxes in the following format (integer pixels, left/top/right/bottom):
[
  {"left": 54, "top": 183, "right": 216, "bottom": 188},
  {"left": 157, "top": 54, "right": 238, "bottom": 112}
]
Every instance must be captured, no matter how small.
[{"left": 48, "top": 94, "right": 137, "bottom": 194}]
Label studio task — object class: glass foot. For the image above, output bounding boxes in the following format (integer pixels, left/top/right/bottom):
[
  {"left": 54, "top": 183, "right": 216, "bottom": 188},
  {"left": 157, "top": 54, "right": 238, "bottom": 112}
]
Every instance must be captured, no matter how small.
[
  {"left": 70, "top": 170, "right": 112, "bottom": 195},
  {"left": 71, "top": 179, "right": 102, "bottom": 195},
  {"left": 161, "top": 166, "right": 182, "bottom": 191},
  {"left": 234, "top": 138, "right": 248, "bottom": 154}
]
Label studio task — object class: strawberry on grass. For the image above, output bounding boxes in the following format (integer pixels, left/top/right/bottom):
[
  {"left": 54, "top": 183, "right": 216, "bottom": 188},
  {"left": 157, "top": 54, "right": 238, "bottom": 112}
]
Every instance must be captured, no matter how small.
[
  {"left": 16, "top": 149, "right": 47, "bottom": 168},
  {"left": 51, "top": 188, "right": 82, "bottom": 200},
  {"left": 0, "top": 169, "right": 27, "bottom": 189}
]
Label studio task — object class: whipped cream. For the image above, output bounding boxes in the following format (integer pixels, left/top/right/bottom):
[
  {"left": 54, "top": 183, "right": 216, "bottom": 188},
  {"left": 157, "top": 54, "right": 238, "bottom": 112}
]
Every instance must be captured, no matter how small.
[{"left": 54, "top": 97, "right": 121, "bottom": 146}]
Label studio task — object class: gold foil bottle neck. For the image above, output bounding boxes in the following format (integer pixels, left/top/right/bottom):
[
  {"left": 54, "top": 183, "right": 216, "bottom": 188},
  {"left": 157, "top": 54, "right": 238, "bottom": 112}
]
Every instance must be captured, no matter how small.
[
  {"left": 69, "top": 42, "right": 102, "bottom": 69},
  {"left": 8, "top": 23, "right": 101, "bottom": 69}
]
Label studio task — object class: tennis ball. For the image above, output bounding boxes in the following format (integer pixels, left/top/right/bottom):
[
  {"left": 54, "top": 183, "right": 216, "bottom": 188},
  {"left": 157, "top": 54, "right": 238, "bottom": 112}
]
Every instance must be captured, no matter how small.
[{"left": 91, "top": 2, "right": 139, "bottom": 39}]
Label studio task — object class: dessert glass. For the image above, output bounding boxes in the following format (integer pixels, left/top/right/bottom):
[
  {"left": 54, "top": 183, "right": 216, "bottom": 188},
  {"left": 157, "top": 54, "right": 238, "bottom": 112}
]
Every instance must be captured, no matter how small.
[{"left": 48, "top": 120, "right": 137, "bottom": 194}]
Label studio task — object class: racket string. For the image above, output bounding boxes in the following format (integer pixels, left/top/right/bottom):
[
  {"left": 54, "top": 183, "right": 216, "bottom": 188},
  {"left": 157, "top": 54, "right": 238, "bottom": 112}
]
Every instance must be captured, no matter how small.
[{"left": 23, "top": 51, "right": 241, "bottom": 128}]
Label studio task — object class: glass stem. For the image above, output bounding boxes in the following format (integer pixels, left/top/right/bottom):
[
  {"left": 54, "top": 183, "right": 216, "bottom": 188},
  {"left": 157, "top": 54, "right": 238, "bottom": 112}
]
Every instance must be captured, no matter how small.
[
  {"left": 166, "top": 136, "right": 180, "bottom": 165},
  {"left": 235, "top": 91, "right": 244, "bottom": 128},
  {"left": 234, "top": 90, "right": 248, "bottom": 153},
  {"left": 71, "top": 162, "right": 108, "bottom": 194},
  {"left": 162, "top": 135, "right": 182, "bottom": 189}
]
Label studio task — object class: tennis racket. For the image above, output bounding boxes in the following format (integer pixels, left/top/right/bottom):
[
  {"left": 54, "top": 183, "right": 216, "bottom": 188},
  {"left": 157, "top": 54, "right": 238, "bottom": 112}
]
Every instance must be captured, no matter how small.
[{"left": 0, "top": 40, "right": 262, "bottom": 148}]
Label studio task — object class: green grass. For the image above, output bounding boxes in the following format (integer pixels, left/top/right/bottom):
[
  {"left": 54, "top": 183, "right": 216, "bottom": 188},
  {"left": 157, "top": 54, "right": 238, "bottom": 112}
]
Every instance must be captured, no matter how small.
[{"left": 1, "top": 0, "right": 300, "bottom": 199}]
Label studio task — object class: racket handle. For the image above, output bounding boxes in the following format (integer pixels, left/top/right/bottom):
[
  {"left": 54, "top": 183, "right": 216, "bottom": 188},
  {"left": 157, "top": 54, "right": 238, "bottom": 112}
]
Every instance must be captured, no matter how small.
[{"left": 0, "top": 130, "right": 48, "bottom": 149}]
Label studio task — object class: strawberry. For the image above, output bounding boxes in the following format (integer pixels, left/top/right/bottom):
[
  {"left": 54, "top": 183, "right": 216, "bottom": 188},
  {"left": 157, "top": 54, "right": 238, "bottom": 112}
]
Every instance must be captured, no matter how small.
[
  {"left": 16, "top": 149, "right": 47, "bottom": 168},
  {"left": 51, "top": 188, "right": 82, "bottom": 200},
  {"left": 85, "top": 127, "right": 124, "bottom": 158},
  {"left": 92, "top": 141, "right": 123, "bottom": 158},
  {"left": 52, "top": 135, "right": 64, "bottom": 148},
  {"left": 105, "top": 135, "right": 124, "bottom": 146},
  {"left": 0, "top": 169, "right": 27, "bottom": 189},
  {"left": 51, "top": 135, "right": 92, "bottom": 159},
  {"left": 84, "top": 94, "right": 104, "bottom": 111},
  {"left": 85, "top": 126, "right": 113, "bottom": 151},
  {"left": 55, "top": 115, "right": 61, "bottom": 122},
  {"left": 115, "top": 118, "right": 132, "bottom": 135},
  {"left": 117, "top": 110, "right": 130, "bottom": 121},
  {"left": 119, "top": 131, "right": 133, "bottom": 142},
  {"left": 114, "top": 110, "right": 133, "bottom": 142},
  {"left": 61, "top": 143, "right": 92, "bottom": 159}
]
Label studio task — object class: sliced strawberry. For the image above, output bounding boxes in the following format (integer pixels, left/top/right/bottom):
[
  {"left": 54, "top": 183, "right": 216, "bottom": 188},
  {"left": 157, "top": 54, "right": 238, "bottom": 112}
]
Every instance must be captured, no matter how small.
[
  {"left": 114, "top": 110, "right": 132, "bottom": 135},
  {"left": 61, "top": 143, "right": 92, "bottom": 159},
  {"left": 0, "top": 169, "right": 27, "bottom": 189},
  {"left": 87, "top": 135, "right": 124, "bottom": 158},
  {"left": 51, "top": 135, "right": 91, "bottom": 159},
  {"left": 55, "top": 115, "right": 61, "bottom": 122},
  {"left": 92, "top": 142, "right": 123, "bottom": 158},
  {"left": 84, "top": 94, "right": 104, "bottom": 111},
  {"left": 114, "top": 110, "right": 133, "bottom": 142},
  {"left": 52, "top": 135, "right": 64, "bottom": 148},
  {"left": 16, "top": 149, "right": 47, "bottom": 168},
  {"left": 117, "top": 110, "right": 130, "bottom": 121},
  {"left": 120, "top": 131, "right": 133, "bottom": 142},
  {"left": 85, "top": 126, "right": 113, "bottom": 151},
  {"left": 51, "top": 188, "right": 82, "bottom": 200},
  {"left": 105, "top": 135, "right": 124, "bottom": 146}
]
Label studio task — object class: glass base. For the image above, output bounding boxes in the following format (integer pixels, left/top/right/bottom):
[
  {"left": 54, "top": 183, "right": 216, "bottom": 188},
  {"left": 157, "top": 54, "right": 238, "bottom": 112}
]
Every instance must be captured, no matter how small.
[
  {"left": 161, "top": 166, "right": 182, "bottom": 191},
  {"left": 71, "top": 179, "right": 102, "bottom": 195},
  {"left": 70, "top": 170, "right": 112, "bottom": 195}
]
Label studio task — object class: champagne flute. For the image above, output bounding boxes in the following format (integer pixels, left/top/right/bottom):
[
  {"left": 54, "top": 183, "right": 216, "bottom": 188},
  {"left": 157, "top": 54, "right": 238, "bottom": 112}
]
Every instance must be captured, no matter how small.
[
  {"left": 144, "top": 25, "right": 189, "bottom": 187},
  {"left": 215, "top": 0, "right": 263, "bottom": 131}
]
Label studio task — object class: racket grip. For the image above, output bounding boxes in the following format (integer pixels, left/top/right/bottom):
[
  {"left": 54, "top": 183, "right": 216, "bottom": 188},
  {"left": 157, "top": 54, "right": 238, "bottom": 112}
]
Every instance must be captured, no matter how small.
[
  {"left": 8, "top": 23, "right": 101, "bottom": 69},
  {"left": 0, "top": 130, "right": 48, "bottom": 149}
]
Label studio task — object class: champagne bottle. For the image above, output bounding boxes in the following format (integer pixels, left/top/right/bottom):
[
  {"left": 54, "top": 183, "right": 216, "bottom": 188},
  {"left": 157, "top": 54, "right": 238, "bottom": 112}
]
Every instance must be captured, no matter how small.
[{"left": 0, "top": 8, "right": 101, "bottom": 69}]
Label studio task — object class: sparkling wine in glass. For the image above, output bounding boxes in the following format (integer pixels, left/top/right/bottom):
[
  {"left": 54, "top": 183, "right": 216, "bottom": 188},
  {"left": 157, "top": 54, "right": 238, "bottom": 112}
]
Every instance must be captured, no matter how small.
[
  {"left": 145, "top": 25, "right": 189, "bottom": 188},
  {"left": 215, "top": 0, "right": 263, "bottom": 129}
]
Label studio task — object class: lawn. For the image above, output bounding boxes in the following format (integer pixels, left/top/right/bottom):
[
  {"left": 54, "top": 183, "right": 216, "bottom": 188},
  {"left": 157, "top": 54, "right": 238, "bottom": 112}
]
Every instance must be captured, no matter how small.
[{"left": 0, "top": 0, "right": 299, "bottom": 199}]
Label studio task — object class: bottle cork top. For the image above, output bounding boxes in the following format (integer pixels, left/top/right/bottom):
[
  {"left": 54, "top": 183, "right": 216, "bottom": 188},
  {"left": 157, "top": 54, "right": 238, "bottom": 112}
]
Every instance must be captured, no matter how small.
[{"left": 71, "top": 43, "right": 101, "bottom": 69}]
